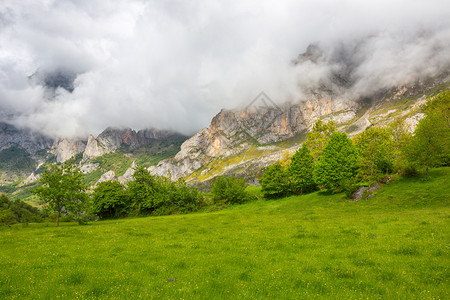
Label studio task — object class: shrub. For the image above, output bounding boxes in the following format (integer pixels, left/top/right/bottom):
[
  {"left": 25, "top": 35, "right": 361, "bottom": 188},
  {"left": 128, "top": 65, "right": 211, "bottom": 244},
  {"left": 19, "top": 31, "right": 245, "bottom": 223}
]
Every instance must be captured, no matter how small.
[{"left": 211, "top": 175, "right": 255, "bottom": 205}]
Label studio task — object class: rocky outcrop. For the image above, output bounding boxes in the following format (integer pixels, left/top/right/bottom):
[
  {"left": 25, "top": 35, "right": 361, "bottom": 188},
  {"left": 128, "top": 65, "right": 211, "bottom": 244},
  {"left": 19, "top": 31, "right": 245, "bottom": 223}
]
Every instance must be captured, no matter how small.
[
  {"left": 149, "top": 92, "right": 360, "bottom": 181},
  {"left": 82, "top": 128, "right": 185, "bottom": 162},
  {"left": 18, "top": 172, "right": 41, "bottom": 187},
  {"left": 118, "top": 161, "right": 137, "bottom": 184},
  {"left": 96, "top": 170, "right": 116, "bottom": 185},
  {"left": 0, "top": 122, "right": 53, "bottom": 156},
  {"left": 82, "top": 135, "right": 110, "bottom": 162},
  {"left": 80, "top": 163, "right": 99, "bottom": 174},
  {"left": 51, "top": 138, "right": 86, "bottom": 162}
]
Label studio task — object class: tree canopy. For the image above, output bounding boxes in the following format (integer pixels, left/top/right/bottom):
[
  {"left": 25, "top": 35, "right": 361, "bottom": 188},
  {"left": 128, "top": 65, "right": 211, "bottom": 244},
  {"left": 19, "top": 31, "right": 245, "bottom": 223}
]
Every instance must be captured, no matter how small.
[
  {"left": 314, "top": 132, "right": 359, "bottom": 192},
  {"left": 33, "top": 161, "right": 87, "bottom": 226},
  {"left": 288, "top": 145, "right": 316, "bottom": 194}
]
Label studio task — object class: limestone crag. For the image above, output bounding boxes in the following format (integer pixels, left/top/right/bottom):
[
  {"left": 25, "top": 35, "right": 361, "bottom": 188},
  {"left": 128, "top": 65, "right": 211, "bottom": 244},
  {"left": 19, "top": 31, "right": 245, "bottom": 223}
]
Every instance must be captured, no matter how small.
[
  {"left": 149, "top": 93, "right": 360, "bottom": 181},
  {"left": 96, "top": 170, "right": 116, "bottom": 185},
  {"left": 0, "top": 122, "right": 53, "bottom": 156},
  {"left": 82, "top": 128, "right": 184, "bottom": 162},
  {"left": 51, "top": 138, "right": 87, "bottom": 162},
  {"left": 82, "top": 134, "right": 110, "bottom": 161},
  {"left": 118, "top": 161, "right": 137, "bottom": 184}
]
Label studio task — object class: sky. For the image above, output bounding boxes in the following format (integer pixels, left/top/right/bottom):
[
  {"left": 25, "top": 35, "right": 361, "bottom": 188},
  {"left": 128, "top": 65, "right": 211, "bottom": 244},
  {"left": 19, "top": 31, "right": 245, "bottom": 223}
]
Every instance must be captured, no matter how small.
[{"left": 0, "top": 0, "right": 449, "bottom": 138}]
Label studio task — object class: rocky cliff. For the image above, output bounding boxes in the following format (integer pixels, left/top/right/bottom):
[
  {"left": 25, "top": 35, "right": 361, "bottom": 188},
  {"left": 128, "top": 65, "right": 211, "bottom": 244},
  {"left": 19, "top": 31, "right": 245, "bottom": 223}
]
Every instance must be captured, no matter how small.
[
  {"left": 0, "top": 122, "right": 53, "bottom": 156},
  {"left": 82, "top": 127, "right": 184, "bottom": 162},
  {"left": 51, "top": 138, "right": 87, "bottom": 162},
  {"left": 149, "top": 91, "right": 360, "bottom": 180}
]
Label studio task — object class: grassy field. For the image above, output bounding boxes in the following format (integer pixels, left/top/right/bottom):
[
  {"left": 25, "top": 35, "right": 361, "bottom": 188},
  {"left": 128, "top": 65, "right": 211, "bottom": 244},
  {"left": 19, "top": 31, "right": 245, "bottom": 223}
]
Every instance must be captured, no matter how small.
[{"left": 0, "top": 168, "right": 449, "bottom": 299}]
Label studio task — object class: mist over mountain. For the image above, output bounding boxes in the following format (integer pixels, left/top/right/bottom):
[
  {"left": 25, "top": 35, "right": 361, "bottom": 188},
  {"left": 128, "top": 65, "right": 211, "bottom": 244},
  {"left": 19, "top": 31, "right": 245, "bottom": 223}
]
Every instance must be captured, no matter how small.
[{"left": 0, "top": 0, "right": 449, "bottom": 138}]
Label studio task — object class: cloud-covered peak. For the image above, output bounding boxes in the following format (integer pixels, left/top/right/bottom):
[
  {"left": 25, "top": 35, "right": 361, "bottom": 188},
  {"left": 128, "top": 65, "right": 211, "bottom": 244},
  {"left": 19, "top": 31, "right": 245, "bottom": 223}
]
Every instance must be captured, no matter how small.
[{"left": 1, "top": 0, "right": 449, "bottom": 138}]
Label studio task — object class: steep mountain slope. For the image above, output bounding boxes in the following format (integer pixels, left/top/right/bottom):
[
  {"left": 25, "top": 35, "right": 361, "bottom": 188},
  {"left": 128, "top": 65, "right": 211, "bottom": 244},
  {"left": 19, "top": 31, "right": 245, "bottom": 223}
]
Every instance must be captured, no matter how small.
[
  {"left": 0, "top": 125, "right": 188, "bottom": 199},
  {"left": 149, "top": 74, "right": 449, "bottom": 185},
  {"left": 0, "top": 123, "right": 53, "bottom": 184}
]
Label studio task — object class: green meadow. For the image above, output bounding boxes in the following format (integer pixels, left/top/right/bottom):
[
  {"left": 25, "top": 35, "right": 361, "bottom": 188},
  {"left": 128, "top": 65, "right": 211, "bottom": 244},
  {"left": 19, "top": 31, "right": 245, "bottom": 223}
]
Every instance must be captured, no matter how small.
[{"left": 0, "top": 168, "right": 449, "bottom": 299}]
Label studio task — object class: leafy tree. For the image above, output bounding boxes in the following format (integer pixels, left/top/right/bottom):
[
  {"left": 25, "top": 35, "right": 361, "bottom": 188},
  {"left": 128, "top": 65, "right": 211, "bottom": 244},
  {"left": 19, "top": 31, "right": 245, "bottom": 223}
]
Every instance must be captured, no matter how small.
[
  {"left": 33, "top": 161, "right": 87, "bottom": 226},
  {"left": 313, "top": 132, "right": 359, "bottom": 192},
  {"left": 126, "top": 166, "right": 169, "bottom": 214},
  {"left": 168, "top": 179, "right": 203, "bottom": 212},
  {"left": 211, "top": 175, "right": 254, "bottom": 205},
  {"left": 354, "top": 126, "right": 394, "bottom": 182},
  {"left": 260, "top": 163, "right": 289, "bottom": 198},
  {"left": 407, "top": 92, "right": 450, "bottom": 177},
  {"left": 279, "top": 150, "right": 293, "bottom": 168},
  {"left": 288, "top": 145, "right": 316, "bottom": 194},
  {"left": 388, "top": 118, "right": 412, "bottom": 173},
  {"left": 0, "top": 194, "right": 42, "bottom": 225},
  {"left": 304, "top": 120, "right": 336, "bottom": 161},
  {"left": 91, "top": 181, "right": 129, "bottom": 218},
  {"left": 126, "top": 167, "right": 202, "bottom": 215}
]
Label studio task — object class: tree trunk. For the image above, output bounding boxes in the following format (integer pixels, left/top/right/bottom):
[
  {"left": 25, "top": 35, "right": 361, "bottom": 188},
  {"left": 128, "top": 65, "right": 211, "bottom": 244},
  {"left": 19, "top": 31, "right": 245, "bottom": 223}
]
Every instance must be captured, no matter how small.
[{"left": 56, "top": 210, "right": 60, "bottom": 227}]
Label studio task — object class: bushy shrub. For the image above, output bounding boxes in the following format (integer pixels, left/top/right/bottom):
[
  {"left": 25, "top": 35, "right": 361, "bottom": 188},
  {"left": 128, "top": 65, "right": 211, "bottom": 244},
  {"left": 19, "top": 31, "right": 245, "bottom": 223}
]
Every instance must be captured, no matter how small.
[
  {"left": 91, "top": 181, "right": 130, "bottom": 218},
  {"left": 0, "top": 194, "right": 42, "bottom": 225},
  {"left": 211, "top": 175, "right": 255, "bottom": 205}
]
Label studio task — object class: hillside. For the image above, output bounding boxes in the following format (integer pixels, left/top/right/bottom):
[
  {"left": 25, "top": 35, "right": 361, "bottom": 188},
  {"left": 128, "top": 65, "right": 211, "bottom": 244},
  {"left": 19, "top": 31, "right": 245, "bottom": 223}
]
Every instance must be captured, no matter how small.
[
  {"left": 0, "top": 73, "right": 448, "bottom": 199},
  {"left": 152, "top": 76, "right": 449, "bottom": 185},
  {"left": 0, "top": 168, "right": 448, "bottom": 299}
]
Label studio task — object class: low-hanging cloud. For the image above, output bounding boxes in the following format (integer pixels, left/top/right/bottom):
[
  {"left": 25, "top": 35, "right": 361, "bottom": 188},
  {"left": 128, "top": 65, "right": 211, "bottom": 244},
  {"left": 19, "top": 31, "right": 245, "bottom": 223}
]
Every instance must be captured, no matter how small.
[{"left": 0, "top": 0, "right": 449, "bottom": 138}]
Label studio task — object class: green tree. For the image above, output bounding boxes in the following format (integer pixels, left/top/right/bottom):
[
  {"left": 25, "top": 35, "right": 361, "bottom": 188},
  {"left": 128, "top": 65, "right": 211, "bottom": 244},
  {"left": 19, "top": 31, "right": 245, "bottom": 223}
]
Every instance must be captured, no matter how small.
[
  {"left": 288, "top": 145, "right": 316, "bottom": 194},
  {"left": 304, "top": 120, "right": 336, "bottom": 161},
  {"left": 126, "top": 167, "right": 169, "bottom": 214},
  {"left": 91, "top": 181, "right": 129, "bottom": 218},
  {"left": 314, "top": 132, "right": 359, "bottom": 192},
  {"left": 33, "top": 161, "right": 87, "bottom": 226},
  {"left": 168, "top": 179, "right": 203, "bottom": 212},
  {"left": 260, "top": 163, "right": 289, "bottom": 197},
  {"left": 354, "top": 126, "right": 394, "bottom": 182},
  {"left": 211, "top": 175, "right": 254, "bottom": 205},
  {"left": 407, "top": 92, "right": 450, "bottom": 177},
  {"left": 389, "top": 118, "right": 412, "bottom": 173}
]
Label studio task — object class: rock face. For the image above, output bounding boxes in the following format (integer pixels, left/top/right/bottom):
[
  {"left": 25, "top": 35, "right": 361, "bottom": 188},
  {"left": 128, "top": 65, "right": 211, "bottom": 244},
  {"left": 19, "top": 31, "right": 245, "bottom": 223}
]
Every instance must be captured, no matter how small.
[
  {"left": 82, "top": 128, "right": 184, "bottom": 161},
  {"left": 96, "top": 170, "right": 116, "bottom": 185},
  {"left": 118, "top": 161, "right": 137, "bottom": 184},
  {"left": 0, "top": 122, "right": 53, "bottom": 156},
  {"left": 149, "top": 93, "right": 359, "bottom": 180},
  {"left": 51, "top": 138, "right": 86, "bottom": 162},
  {"left": 83, "top": 134, "right": 110, "bottom": 162}
]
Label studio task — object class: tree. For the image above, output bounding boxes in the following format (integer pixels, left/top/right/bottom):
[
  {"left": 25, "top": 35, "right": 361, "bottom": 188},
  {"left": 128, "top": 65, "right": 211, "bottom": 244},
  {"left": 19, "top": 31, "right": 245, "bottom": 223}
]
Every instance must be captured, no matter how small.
[
  {"left": 406, "top": 91, "right": 450, "bottom": 177},
  {"left": 304, "top": 120, "right": 336, "bottom": 161},
  {"left": 260, "top": 163, "right": 289, "bottom": 197},
  {"left": 288, "top": 145, "right": 316, "bottom": 194},
  {"left": 354, "top": 126, "right": 394, "bottom": 182},
  {"left": 211, "top": 175, "right": 254, "bottom": 205},
  {"left": 168, "top": 179, "right": 203, "bottom": 212},
  {"left": 406, "top": 92, "right": 450, "bottom": 177},
  {"left": 388, "top": 118, "right": 412, "bottom": 173},
  {"left": 33, "top": 161, "right": 87, "bottom": 226},
  {"left": 126, "top": 166, "right": 169, "bottom": 214},
  {"left": 0, "top": 194, "right": 42, "bottom": 225},
  {"left": 313, "top": 132, "right": 359, "bottom": 192},
  {"left": 91, "top": 181, "right": 129, "bottom": 218}
]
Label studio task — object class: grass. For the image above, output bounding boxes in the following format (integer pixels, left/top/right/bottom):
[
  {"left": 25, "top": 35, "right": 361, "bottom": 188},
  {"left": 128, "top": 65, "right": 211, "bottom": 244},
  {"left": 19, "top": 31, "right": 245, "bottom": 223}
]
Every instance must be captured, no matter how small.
[{"left": 0, "top": 168, "right": 449, "bottom": 299}]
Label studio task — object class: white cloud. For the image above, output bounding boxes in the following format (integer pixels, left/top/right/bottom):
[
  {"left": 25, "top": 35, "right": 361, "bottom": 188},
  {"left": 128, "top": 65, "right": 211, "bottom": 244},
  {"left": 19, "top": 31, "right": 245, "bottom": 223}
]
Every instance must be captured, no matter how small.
[{"left": 0, "top": 0, "right": 449, "bottom": 137}]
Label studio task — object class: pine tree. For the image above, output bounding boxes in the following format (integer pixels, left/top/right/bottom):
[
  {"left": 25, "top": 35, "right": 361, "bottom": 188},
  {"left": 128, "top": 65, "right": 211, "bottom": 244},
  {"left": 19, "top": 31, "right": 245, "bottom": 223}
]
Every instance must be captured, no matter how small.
[
  {"left": 260, "top": 164, "right": 289, "bottom": 197},
  {"left": 288, "top": 145, "right": 316, "bottom": 194}
]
